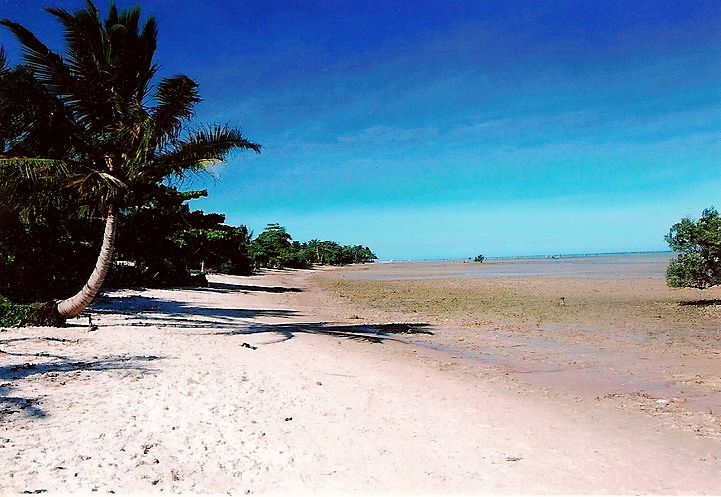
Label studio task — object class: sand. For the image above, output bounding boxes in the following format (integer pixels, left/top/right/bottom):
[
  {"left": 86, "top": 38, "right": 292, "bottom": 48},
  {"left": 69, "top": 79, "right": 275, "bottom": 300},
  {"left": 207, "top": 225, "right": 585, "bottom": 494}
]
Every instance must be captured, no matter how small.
[{"left": 1, "top": 266, "right": 720, "bottom": 494}]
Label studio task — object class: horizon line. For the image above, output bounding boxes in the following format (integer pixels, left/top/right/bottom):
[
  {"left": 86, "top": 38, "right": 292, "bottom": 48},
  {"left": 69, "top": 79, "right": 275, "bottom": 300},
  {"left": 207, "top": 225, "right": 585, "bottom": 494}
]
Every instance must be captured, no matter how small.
[{"left": 376, "top": 250, "right": 675, "bottom": 263}]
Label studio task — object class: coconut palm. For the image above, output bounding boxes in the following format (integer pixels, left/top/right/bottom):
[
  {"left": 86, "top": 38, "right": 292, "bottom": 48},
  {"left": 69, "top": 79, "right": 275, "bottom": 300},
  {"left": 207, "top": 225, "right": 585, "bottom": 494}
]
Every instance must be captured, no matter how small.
[{"left": 0, "top": 0, "right": 260, "bottom": 323}]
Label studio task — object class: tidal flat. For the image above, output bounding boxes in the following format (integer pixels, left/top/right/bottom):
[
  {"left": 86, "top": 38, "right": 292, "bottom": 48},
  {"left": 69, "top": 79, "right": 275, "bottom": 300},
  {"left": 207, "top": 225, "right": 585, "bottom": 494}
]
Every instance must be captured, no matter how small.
[{"left": 312, "top": 254, "right": 721, "bottom": 438}]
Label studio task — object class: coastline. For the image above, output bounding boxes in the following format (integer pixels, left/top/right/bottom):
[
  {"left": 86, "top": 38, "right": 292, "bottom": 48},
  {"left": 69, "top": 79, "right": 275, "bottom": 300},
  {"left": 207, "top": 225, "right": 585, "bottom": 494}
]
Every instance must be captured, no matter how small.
[{"left": 1, "top": 266, "right": 719, "bottom": 493}]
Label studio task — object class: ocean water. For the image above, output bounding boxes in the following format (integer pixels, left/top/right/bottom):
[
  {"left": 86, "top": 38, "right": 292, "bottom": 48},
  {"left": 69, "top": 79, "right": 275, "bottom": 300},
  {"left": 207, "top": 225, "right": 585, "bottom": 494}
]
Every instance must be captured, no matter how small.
[{"left": 352, "top": 252, "right": 676, "bottom": 281}]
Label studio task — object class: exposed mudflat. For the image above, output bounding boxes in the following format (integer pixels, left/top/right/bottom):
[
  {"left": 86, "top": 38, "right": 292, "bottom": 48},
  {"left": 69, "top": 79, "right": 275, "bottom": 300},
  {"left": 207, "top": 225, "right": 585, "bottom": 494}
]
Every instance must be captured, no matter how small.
[{"left": 313, "top": 257, "right": 721, "bottom": 439}]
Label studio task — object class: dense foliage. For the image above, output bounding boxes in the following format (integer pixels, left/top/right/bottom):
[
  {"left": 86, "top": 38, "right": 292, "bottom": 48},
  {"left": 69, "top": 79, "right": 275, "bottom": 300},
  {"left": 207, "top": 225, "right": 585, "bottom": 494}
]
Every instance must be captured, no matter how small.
[
  {"left": 0, "top": 295, "right": 38, "bottom": 327},
  {"left": 665, "top": 207, "right": 721, "bottom": 289},
  {"left": 113, "top": 186, "right": 252, "bottom": 287},
  {"left": 0, "top": 193, "right": 101, "bottom": 303},
  {"left": 249, "top": 224, "right": 376, "bottom": 269},
  {"left": 0, "top": 185, "right": 376, "bottom": 316}
]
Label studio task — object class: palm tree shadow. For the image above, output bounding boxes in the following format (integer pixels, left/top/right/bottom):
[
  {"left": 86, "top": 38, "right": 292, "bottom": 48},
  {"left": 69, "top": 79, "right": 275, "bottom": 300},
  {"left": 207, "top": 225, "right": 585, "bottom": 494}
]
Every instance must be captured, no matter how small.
[
  {"left": 0, "top": 355, "right": 163, "bottom": 419},
  {"left": 89, "top": 295, "right": 297, "bottom": 328},
  {"left": 88, "top": 293, "right": 432, "bottom": 345},
  {"left": 198, "top": 281, "right": 303, "bottom": 294},
  {"left": 215, "top": 322, "right": 434, "bottom": 345},
  {"left": 0, "top": 336, "right": 76, "bottom": 361}
]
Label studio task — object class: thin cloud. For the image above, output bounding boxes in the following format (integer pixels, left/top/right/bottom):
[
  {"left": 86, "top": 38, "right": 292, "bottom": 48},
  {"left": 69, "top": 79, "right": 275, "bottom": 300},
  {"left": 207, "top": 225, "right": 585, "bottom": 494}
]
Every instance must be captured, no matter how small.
[{"left": 337, "top": 125, "right": 440, "bottom": 145}]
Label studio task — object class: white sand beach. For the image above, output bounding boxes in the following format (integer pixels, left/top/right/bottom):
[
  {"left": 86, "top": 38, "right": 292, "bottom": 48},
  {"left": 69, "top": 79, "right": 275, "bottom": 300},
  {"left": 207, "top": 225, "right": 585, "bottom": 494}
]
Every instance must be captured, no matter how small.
[{"left": 1, "top": 268, "right": 720, "bottom": 494}]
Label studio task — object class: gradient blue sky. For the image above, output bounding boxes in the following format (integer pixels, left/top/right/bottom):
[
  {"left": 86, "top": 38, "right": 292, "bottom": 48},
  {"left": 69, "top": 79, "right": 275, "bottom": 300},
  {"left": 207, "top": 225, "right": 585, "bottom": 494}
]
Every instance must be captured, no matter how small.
[{"left": 2, "top": 0, "right": 721, "bottom": 259}]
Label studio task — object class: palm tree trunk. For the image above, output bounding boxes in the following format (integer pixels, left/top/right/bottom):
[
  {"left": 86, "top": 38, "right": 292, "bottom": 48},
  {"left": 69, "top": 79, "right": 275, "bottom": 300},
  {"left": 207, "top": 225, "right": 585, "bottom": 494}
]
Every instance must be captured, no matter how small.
[{"left": 56, "top": 203, "right": 118, "bottom": 318}]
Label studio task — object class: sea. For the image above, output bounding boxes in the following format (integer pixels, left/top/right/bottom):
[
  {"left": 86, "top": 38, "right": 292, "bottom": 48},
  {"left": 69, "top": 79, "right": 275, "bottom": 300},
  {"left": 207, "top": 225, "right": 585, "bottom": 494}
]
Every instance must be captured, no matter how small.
[{"left": 355, "top": 252, "right": 676, "bottom": 281}]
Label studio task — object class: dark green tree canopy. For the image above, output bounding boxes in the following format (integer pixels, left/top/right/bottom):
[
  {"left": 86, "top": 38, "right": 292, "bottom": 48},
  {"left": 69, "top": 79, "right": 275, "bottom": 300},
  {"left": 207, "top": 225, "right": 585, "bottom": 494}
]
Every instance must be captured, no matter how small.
[
  {"left": 248, "top": 224, "right": 377, "bottom": 269},
  {"left": 665, "top": 207, "right": 721, "bottom": 289}
]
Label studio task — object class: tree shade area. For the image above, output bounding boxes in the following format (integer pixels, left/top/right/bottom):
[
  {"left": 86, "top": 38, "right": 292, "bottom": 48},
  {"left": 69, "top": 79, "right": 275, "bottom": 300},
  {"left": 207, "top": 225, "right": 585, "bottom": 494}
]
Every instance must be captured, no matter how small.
[
  {"left": 665, "top": 207, "right": 721, "bottom": 289},
  {"left": 0, "top": 182, "right": 375, "bottom": 304}
]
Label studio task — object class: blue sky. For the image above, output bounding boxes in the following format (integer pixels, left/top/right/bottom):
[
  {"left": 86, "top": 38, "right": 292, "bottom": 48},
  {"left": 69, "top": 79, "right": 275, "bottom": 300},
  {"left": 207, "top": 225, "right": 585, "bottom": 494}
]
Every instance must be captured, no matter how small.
[{"left": 2, "top": 0, "right": 721, "bottom": 259}]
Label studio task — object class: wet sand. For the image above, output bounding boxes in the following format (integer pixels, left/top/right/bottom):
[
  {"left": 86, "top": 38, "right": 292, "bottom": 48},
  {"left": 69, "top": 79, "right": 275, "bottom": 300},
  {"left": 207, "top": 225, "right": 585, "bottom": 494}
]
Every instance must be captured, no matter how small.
[{"left": 1, "top": 263, "right": 720, "bottom": 493}]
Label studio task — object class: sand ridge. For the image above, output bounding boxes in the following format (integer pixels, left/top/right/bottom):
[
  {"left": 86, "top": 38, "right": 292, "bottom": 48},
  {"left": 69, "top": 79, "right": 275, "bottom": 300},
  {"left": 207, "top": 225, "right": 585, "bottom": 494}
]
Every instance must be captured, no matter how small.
[{"left": 1, "top": 268, "right": 720, "bottom": 494}]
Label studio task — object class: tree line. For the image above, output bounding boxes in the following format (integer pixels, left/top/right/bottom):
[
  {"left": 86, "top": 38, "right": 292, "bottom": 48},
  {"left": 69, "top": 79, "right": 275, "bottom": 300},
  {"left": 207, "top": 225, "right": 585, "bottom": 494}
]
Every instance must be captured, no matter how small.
[{"left": 0, "top": 182, "right": 376, "bottom": 308}]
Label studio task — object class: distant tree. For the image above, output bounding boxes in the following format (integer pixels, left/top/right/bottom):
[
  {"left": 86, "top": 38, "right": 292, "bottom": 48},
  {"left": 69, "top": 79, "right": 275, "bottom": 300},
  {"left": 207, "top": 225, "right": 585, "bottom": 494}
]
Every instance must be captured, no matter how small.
[
  {"left": 473, "top": 254, "right": 485, "bottom": 263},
  {"left": 176, "top": 224, "right": 252, "bottom": 275},
  {"left": 249, "top": 224, "right": 299, "bottom": 268},
  {"left": 665, "top": 207, "right": 721, "bottom": 289},
  {"left": 247, "top": 225, "right": 377, "bottom": 269}
]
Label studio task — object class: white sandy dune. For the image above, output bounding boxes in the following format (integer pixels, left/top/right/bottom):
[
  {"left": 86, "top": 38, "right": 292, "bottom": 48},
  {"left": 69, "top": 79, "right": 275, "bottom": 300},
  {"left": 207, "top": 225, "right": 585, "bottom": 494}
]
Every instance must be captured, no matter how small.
[{"left": 1, "top": 270, "right": 719, "bottom": 494}]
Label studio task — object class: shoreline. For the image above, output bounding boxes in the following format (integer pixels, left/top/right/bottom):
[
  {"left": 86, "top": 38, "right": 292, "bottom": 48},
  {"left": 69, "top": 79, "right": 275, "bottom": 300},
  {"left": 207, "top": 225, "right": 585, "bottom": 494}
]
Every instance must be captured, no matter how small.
[{"left": 1, "top": 267, "right": 720, "bottom": 493}]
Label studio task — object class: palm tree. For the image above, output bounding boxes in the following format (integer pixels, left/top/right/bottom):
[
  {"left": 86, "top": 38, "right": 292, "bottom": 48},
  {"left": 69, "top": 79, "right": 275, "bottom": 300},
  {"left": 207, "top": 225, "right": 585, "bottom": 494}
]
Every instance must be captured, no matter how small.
[{"left": 0, "top": 0, "right": 260, "bottom": 324}]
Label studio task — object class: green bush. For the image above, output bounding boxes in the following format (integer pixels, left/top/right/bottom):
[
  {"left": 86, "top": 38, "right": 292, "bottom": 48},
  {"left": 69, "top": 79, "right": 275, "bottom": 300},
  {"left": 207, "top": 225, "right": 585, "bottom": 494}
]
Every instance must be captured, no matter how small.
[
  {"left": 0, "top": 296, "right": 37, "bottom": 327},
  {"left": 666, "top": 207, "right": 721, "bottom": 289}
]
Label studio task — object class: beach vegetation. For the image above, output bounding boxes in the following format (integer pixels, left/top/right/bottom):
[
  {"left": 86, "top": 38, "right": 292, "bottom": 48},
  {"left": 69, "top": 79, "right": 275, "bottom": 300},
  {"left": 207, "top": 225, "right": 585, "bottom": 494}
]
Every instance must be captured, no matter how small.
[
  {"left": 0, "top": 0, "right": 260, "bottom": 323},
  {"left": 113, "top": 186, "right": 253, "bottom": 286},
  {"left": 665, "top": 207, "right": 721, "bottom": 289},
  {"left": 249, "top": 223, "right": 298, "bottom": 268},
  {"left": 248, "top": 224, "right": 377, "bottom": 269},
  {"left": 0, "top": 186, "right": 376, "bottom": 307},
  {"left": 302, "top": 239, "right": 376, "bottom": 266},
  {"left": 0, "top": 296, "right": 36, "bottom": 327},
  {"left": 473, "top": 254, "right": 485, "bottom": 263}
]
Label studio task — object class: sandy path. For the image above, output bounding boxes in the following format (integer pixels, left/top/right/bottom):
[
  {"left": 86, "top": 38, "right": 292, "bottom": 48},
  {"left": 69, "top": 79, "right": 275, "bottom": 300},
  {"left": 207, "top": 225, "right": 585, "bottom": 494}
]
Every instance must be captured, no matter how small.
[{"left": 1, "top": 269, "right": 719, "bottom": 494}]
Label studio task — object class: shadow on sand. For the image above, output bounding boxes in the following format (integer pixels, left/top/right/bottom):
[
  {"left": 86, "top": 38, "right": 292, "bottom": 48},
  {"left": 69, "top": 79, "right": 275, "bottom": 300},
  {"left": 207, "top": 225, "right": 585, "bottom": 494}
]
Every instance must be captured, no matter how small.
[
  {"left": 0, "top": 336, "right": 78, "bottom": 361},
  {"left": 199, "top": 281, "right": 303, "bottom": 294},
  {"left": 213, "top": 322, "right": 434, "bottom": 345},
  {"left": 91, "top": 294, "right": 432, "bottom": 344},
  {"left": 2, "top": 287, "right": 431, "bottom": 421},
  {"left": 88, "top": 290, "right": 433, "bottom": 343},
  {"left": 0, "top": 354, "right": 163, "bottom": 419},
  {"left": 89, "top": 295, "right": 297, "bottom": 328}
]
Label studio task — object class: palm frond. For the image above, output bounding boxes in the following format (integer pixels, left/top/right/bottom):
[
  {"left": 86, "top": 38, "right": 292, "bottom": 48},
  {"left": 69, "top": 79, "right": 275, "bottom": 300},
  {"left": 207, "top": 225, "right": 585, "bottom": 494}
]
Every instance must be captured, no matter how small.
[
  {"left": 0, "top": 19, "right": 73, "bottom": 96},
  {"left": 0, "top": 157, "right": 70, "bottom": 182},
  {"left": 42, "top": 1, "right": 157, "bottom": 136},
  {"left": 0, "top": 63, "right": 89, "bottom": 158},
  {"left": 0, "top": 46, "right": 7, "bottom": 73},
  {"left": 46, "top": 3, "right": 116, "bottom": 130},
  {"left": 96, "top": 171, "right": 128, "bottom": 189},
  {"left": 145, "top": 125, "right": 261, "bottom": 182},
  {"left": 0, "top": 158, "right": 72, "bottom": 213},
  {"left": 64, "top": 169, "right": 125, "bottom": 190},
  {"left": 152, "top": 75, "right": 201, "bottom": 142}
]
